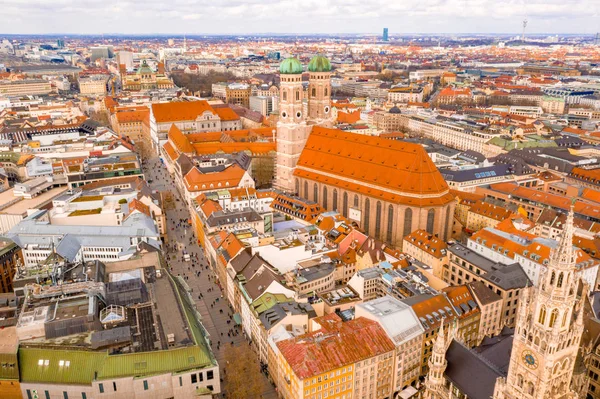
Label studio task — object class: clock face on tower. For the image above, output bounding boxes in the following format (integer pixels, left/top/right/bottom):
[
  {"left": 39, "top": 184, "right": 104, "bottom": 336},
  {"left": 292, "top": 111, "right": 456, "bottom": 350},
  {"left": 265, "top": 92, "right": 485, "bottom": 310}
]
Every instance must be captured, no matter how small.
[{"left": 522, "top": 350, "right": 538, "bottom": 369}]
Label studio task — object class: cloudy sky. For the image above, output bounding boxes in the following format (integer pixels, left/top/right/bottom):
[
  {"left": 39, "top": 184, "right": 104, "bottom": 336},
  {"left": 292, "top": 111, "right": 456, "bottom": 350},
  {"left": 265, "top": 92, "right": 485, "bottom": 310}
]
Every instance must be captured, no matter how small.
[{"left": 1, "top": 0, "right": 599, "bottom": 35}]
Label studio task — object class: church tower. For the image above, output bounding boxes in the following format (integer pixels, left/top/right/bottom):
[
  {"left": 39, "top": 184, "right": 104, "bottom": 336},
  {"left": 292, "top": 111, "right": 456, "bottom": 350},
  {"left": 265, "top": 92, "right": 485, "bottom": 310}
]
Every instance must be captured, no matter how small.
[
  {"left": 307, "top": 55, "right": 333, "bottom": 127},
  {"left": 273, "top": 57, "right": 311, "bottom": 192},
  {"left": 493, "top": 205, "right": 587, "bottom": 399}
]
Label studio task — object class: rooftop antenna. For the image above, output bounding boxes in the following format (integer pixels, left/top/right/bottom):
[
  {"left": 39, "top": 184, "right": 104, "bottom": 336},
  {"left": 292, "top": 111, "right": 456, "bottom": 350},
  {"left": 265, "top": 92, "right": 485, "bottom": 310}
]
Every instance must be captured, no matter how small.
[{"left": 521, "top": 19, "right": 528, "bottom": 42}]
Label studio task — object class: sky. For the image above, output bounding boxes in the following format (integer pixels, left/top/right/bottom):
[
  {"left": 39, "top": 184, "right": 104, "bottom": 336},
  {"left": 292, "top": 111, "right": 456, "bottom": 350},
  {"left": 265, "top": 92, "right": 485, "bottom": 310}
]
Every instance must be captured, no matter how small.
[{"left": 1, "top": 0, "right": 599, "bottom": 35}]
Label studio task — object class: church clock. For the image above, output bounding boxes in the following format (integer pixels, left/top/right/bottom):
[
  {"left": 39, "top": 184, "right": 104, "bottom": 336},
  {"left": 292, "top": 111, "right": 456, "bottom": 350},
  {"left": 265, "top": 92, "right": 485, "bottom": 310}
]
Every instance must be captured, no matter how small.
[{"left": 522, "top": 350, "right": 538, "bottom": 370}]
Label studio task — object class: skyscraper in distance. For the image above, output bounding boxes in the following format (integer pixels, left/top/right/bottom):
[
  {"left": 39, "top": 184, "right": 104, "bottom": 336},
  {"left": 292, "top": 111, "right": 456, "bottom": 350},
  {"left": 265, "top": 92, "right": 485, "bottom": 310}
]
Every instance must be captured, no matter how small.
[{"left": 383, "top": 28, "right": 389, "bottom": 41}]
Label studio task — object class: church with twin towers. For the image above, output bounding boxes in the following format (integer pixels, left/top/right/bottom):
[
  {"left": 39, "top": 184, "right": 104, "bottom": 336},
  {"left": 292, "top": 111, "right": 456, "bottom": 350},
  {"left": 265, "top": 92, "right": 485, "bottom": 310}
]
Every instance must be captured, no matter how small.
[{"left": 273, "top": 55, "right": 456, "bottom": 248}]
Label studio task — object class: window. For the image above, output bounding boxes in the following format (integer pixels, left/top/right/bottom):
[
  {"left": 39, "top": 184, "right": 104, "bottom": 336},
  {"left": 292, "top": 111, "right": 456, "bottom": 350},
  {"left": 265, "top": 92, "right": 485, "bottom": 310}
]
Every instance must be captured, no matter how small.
[
  {"left": 403, "top": 208, "right": 413, "bottom": 237},
  {"left": 192, "top": 374, "right": 198, "bottom": 384},
  {"left": 549, "top": 309, "right": 559, "bottom": 328},
  {"left": 332, "top": 189, "right": 338, "bottom": 212},
  {"left": 353, "top": 195, "right": 359, "bottom": 207},
  {"left": 179, "top": 376, "right": 183, "bottom": 387},
  {"left": 323, "top": 186, "right": 328, "bottom": 209},
  {"left": 325, "top": 88, "right": 328, "bottom": 96},
  {"left": 550, "top": 272, "right": 555, "bottom": 285},
  {"left": 143, "top": 380, "right": 149, "bottom": 391},
  {"left": 312, "top": 88, "right": 316, "bottom": 97},
  {"left": 207, "top": 370, "right": 214, "bottom": 380},
  {"left": 113, "top": 382, "right": 116, "bottom": 392},
  {"left": 26, "top": 390, "right": 32, "bottom": 399},
  {"left": 45, "top": 392, "right": 50, "bottom": 399},
  {"left": 63, "top": 392, "right": 69, "bottom": 399},
  {"left": 375, "top": 201, "right": 382, "bottom": 240},
  {"left": 538, "top": 305, "right": 546, "bottom": 324},
  {"left": 314, "top": 183, "right": 319, "bottom": 203},
  {"left": 364, "top": 198, "right": 370, "bottom": 235},
  {"left": 387, "top": 205, "right": 394, "bottom": 243},
  {"left": 296, "top": 91, "right": 300, "bottom": 101},
  {"left": 304, "top": 182, "right": 308, "bottom": 198},
  {"left": 557, "top": 273, "right": 564, "bottom": 288},
  {"left": 82, "top": 394, "right": 87, "bottom": 399},
  {"left": 426, "top": 209, "right": 435, "bottom": 234},
  {"left": 295, "top": 179, "right": 299, "bottom": 194},
  {"left": 99, "top": 383, "right": 104, "bottom": 393},
  {"left": 343, "top": 192, "right": 348, "bottom": 217},
  {"left": 199, "top": 372, "right": 204, "bottom": 382},
  {"left": 283, "top": 91, "right": 287, "bottom": 101}
]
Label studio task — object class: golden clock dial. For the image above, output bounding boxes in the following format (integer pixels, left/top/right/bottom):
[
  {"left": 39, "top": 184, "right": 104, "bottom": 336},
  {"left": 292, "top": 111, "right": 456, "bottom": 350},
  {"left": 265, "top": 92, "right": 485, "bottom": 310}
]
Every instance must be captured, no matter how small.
[{"left": 522, "top": 350, "right": 538, "bottom": 369}]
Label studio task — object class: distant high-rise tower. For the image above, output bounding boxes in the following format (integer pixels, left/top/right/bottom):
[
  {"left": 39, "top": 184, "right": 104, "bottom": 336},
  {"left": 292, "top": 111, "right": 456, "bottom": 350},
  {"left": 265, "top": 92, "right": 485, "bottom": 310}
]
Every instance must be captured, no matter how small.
[
  {"left": 383, "top": 28, "right": 389, "bottom": 41},
  {"left": 521, "top": 19, "right": 527, "bottom": 42}
]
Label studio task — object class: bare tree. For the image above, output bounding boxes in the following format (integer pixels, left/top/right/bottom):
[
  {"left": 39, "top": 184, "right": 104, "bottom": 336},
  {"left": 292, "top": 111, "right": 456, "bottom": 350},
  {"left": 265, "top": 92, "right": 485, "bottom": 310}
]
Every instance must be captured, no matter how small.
[{"left": 223, "top": 344, "right": 266, "bottom": 399}]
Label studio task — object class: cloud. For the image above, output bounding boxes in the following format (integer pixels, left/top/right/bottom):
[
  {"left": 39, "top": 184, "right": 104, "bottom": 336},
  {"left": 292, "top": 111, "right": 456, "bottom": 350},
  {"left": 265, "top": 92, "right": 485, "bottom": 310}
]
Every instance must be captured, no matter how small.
[{"left": 0, "top": 0, "right": 598, "bottom": 34}]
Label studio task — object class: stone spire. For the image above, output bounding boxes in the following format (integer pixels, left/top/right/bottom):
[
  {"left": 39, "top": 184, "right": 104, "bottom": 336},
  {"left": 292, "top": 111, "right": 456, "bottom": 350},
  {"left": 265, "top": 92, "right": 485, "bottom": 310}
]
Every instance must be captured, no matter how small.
[{"left": 549, "top": 202, "right": 576, "bottom": 270}]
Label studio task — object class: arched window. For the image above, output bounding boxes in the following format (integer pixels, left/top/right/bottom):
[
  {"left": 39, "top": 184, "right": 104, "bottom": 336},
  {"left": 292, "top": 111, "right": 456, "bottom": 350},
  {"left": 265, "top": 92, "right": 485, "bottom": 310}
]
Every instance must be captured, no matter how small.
[
  {"left": 311, "top": 87, "right": 316, "bottom": 97},
  {"left": 295, "top": 179, "right": 299, "bottom": 194},
  {"left": 296, "top": 90, "right": 300, "bottom": 101},
  {"left": 313, "top": 183, "right": 318, "bottom": 203},
  {"left": 527, "top": 382, "right": 534, "bottom": 395},
  {"left": 332, "top": 189, "right": 338, "bottom": 212},
  {"left": 534, "top": 336, "right": 540, "bottom": 346},
  {"left": 550, "top": 272, "right": 556, "bottom": 285},
  {"left": 516, "top": 374, "right": 523, "bottom": 388},
  {"left": 426, "top": 209, "right": 435, "bottom": 234},
  {"left": 283, "top": 91, "right": 287, "bottom": 101},
  {"left": 538, "top": 305, "right": 546, "bottom": 325},
  {"left": 375, "top": 201, "right": 382, "bottom": 239},
  {"left": 343, "top": 192, "right": 348, "bottom": 217},
  {"left": 549, "top": 309, "right": 559, "bottom": 328},
  {"left": 364, "top": 199, "right": 371, "bottom": 234},
  {"left": 403, "top": 208, "right": 413, "bottom": 238},
  {"left": 557, "top": 273, "right": 564, "bottom": 288},
  {"left": 304, "top": 182, "right": 308, "bottom": 198},
  {"left": 562, "top": 311, "right": 568, "bottom": 327},
  {"left": 324, "top": 88, "right": 328, "bottom": 96},
  {"left": 443, "top": 209, "right": 450, "bottom": 241},
  {"left": 563, "top": 358, "right": 570, "bottom": 370},
  {"left": 353, "top": 195, "right": 359, "bottom": 207},
  {"left": 386, "top": 205, "right": 394, "bottom": 243},
  {"left": 323, "top": 186, "right": 328, "bottom": 209}
]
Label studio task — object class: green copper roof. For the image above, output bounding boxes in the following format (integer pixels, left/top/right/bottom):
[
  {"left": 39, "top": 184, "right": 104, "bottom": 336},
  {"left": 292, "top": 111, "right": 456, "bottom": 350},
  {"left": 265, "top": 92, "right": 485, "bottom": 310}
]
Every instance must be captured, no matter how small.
[
  {"left": 308, "top": 55, "right": 331, "bottom": 72},
  {"left": 279, "top": 57, "right": 303, "bottom": 74},
  {"left": 137, "top": 60, "right": 153, "bottom": 75}
]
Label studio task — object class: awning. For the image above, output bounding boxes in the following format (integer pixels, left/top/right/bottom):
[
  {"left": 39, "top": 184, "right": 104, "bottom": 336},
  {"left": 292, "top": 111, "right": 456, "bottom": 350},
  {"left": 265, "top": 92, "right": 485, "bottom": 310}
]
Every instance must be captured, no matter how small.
[
  {"left": 398, "top": 386, "right": 418, "bottom": 399},
  {"left": 233, "top": 313, "right": 242, "bottom": 325}
]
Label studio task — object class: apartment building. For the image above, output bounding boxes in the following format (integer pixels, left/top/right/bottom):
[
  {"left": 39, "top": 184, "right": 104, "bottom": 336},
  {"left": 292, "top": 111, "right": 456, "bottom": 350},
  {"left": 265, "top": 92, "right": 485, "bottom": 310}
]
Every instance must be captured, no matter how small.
[
  {"left": 275, "top": 313, "right": 396, "bottom": 399},
  {"left": 446, "top": 243, "right": 528, "bottom": 327}
]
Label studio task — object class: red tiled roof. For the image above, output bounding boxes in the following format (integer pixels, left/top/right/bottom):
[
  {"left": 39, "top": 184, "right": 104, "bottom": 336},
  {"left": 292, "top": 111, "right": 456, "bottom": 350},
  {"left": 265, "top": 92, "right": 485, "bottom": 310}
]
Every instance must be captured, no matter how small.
[
  {"left": 183, "top": 164, "right": 246, "bottom": 192},
  {"left": 294, "top": 127, "right": 454, "bottom": 207},
  {"left": 276, "top": 314, "right": 395, "bottom": 380},
  {"left": 168, "top": 124, "right": 194, "bottom": 154},
  {"left": 151, "top": 100, "right": 216, "bottom": 123},
  {"left": 214, "top": 107, "right": 240, "bottom": 121}
]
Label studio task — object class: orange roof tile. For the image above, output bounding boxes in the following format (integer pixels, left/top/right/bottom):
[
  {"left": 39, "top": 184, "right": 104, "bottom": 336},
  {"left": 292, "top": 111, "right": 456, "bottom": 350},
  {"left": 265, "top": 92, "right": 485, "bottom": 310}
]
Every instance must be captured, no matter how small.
[
  {"left": 162, "top": 142, "right": 179, "bottom": 162},
  {"left": 214, "top": 107, "right": 240, "bottom": 121},
  {"left": 128, "top": 198, "right": 151, "bottom": 217},
  {"left": 403, "top": 229, "right": 448, "bottom": 259},
  {"left": 183, "top": 164, "right": 246, "bottom": 192},
  {"left": 468, "top": 201, "right": 515, "bottom": 222},
  {"left": 337, "top": 111, "right": 361, "bottom": 124},
  {"left": 168, "top": 124, "right": 194, "bottom": 154},
  {"left": 151, "top": 100, "right": 216, "bottom": 123},
  {"left": 295, "top": 127, "right": 454, "bottom": 207}
]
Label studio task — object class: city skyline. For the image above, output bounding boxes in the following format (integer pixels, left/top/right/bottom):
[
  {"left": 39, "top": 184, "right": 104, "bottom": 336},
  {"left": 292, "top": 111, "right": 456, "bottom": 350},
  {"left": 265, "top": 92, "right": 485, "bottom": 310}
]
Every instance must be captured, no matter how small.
[{"left": 2, "top": 0, "right": 599, "bottom": 35}]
